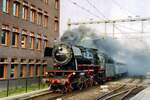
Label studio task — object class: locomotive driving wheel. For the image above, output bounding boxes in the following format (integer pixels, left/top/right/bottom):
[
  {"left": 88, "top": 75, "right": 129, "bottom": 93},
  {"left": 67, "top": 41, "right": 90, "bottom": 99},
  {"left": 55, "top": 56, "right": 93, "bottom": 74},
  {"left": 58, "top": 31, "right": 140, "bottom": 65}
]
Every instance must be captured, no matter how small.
[
  {"left": 89, "top": 79, "right": 93, "bottom": 87},
  {"left": 78, "top": 82, "right": 84, "bottom": 90},
  {"left": 84, "top": 81, "right": 88, "bottom": 88},
  {"left": 62, "top": 83, "right": 72, "bottom": 93},
  {"left": 61, "top": 85, "right": 67, "bottom": 94},
  {"left": 67, "top": 84, "right": 73, "bottom": 93}
]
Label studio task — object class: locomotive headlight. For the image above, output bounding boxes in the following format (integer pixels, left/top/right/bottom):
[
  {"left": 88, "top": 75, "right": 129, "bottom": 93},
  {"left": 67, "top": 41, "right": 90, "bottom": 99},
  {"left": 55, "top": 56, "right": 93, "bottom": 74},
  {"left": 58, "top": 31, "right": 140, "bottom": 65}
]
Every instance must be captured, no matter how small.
[
  {"left": 73, "top": 72, "right": 76, "bottom": 75},
  {"left": 45, "top": 72, "right": 48, "bottom": 75}
]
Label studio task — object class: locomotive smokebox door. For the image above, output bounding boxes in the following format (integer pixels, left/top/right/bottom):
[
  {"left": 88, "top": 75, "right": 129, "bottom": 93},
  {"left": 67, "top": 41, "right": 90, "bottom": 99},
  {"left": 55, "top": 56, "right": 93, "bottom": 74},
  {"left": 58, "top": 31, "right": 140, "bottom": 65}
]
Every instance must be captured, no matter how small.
[{"left": 44, "top": 47, "right": 53, "bottom": 57}]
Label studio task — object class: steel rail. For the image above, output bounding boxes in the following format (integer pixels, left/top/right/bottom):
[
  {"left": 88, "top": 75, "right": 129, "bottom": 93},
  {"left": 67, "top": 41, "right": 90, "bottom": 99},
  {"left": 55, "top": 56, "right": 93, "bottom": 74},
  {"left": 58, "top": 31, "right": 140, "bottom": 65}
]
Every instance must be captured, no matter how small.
[
  {"left": 95, "top": 85, "right": 125, "bottom": 100},
  {"left": 120, "top": 86, "right": 144, "bottom": 100},
  {"left": 23, "top": 90, "right": 64, "bottom": 100}
]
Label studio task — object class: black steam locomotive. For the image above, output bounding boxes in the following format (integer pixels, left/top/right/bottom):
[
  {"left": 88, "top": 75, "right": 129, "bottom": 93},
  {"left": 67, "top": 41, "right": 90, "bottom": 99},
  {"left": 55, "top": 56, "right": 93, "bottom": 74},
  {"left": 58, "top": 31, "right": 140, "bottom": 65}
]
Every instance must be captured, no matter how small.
[{"left": 44, "top": 42, "right": 127, "bottom": 93}]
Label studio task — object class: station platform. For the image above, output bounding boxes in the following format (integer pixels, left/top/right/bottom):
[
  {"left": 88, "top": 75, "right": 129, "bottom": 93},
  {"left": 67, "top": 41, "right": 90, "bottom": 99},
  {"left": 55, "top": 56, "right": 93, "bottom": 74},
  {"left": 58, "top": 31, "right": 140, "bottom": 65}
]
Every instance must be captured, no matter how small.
[
  {"left": 1, "top": 88, "right": 49, "bottom": 100},
  {"left": 131, "top": 86, "right": 150, "bottom": 100}
]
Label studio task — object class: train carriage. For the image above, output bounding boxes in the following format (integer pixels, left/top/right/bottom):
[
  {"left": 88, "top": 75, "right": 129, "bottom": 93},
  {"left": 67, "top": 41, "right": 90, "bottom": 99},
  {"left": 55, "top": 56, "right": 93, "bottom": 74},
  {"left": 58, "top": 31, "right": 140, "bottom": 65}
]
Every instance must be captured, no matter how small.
[{"left": 115, "top": 62, "right": 128, "bottom": 78}]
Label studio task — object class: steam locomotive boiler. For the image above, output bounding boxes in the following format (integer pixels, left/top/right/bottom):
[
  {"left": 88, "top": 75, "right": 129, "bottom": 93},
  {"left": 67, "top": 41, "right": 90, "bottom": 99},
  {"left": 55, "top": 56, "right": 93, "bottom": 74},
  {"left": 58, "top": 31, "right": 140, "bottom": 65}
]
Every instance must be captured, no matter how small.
[{"left": 44, "top": 43, "right": 106, "bottom": 92}]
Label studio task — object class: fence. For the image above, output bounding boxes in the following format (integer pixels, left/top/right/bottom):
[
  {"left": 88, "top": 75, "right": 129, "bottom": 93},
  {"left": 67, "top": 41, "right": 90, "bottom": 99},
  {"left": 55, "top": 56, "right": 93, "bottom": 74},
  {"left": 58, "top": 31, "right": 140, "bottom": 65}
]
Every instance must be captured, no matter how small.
[{"left": 0, "top": 76, "right": 47, "bottom": 98}]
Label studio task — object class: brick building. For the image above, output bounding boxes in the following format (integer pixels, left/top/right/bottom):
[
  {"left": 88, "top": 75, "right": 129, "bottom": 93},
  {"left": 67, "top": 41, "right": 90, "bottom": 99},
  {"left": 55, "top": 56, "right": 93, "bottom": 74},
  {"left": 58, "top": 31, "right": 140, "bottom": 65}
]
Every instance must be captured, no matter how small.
[{"left": 0, "top": 0, "right": 59, "bottom": 82}]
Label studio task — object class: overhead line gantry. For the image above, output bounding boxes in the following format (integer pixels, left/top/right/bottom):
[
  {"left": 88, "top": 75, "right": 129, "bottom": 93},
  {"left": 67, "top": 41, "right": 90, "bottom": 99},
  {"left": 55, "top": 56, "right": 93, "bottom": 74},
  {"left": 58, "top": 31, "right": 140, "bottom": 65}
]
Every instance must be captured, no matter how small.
[{"left": 67, "top": 17, "right": 149, "bottom": 38}]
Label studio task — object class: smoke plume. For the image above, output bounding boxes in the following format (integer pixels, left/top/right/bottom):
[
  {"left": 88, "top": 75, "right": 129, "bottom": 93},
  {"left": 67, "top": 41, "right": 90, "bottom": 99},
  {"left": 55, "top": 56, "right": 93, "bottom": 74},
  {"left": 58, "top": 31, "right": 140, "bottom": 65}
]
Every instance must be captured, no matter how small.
[{"left": 61, "top": 26, "right": 150, "bottom": 76}]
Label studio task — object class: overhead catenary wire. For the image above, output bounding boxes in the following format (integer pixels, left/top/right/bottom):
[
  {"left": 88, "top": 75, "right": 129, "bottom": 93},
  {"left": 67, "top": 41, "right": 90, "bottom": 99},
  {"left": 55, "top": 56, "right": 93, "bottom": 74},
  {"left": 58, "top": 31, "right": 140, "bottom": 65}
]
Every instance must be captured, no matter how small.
[
  {"left": 68, "top": 0, "right": 103, "bottom": 19},
  {"left": 67, "top": 0, "right": 149, "bottom": 40},
  {"left": 110, "top": 0, "right": 137, "bottom": 16},
  {"left": 85, "top": 0, "right": 108, "bottom": 20},
  {"left": 115, "top": 23, "right": 141, "bottom": 32},
  {"left": 84, "top": 0, "right": 140, "bottom": 37}
]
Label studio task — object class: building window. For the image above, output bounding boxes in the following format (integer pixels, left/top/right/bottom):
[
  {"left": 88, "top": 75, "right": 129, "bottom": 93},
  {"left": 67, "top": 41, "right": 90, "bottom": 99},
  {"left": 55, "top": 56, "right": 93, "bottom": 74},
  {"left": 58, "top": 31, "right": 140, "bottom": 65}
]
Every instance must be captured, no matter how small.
[
  {"left": 12, "top": 33, "right": 18, "bottom": 47},
  {"left": 29, "top": 64, "right": 34, "bottom": 77},
  {"left": 0, "top": 64, "right": 4, "bottom": 78},
  {"left": 13, "top": 2, "right": 20, "bottom": 17},
  {"left": 21, "top": 30, "right": 27, "bottom": 48},
  {"left": 20, "top": 65, "right": 23, "bottom": 77},
  {"left": 1, "top": 30, "right": 9, "bottom": 46},
  {"left": 37, "top": 12, "right": 42, "bottom": 25},
  {"left": 43, "top": 15, "right": 48, "bottom": 27},
  {"left": 43, "top": 36, "right": 47, "bottom": 48},
  {"left": 22, "top": 5, "right": 28, "bottom": 20},
  {"left": 43, "top": 65, "right": 46, "bottom": 76},
  {"left": 30, "top": 8, "right": 36, "bottom": 23},
  {"left": 10, "top": 64, "right": 17, "bottom": 78},
  {"left": 12, "top": 28, "right": 19, "bottom": 47},
  {"left": 54, "top": 18, "right": 59, "bottom": 32},
  {"left": 10, "top": 64, "right": 14, "bottom": 78},
  {"left": 36, "top": 34, "right": 41, "bottom": 50},
  {"left": 0, "top": 64, "right": 7, "bottom": 79},
  {"left": 29, "top": 32, "right": 34, "bottom": 49},
  {"left": 20, "top": 65, "right": 26, "bottom": 77},
  {"left": 44, "top": 40, "right": 47, "bottom": 48},
  {"left": 0, "top": 58, "right": 8, "bottom": 79},
  {"left": 43, "top": 0, "right": 48, "bottom": 4},
  {"left": 1, "top": 25, "right": 9, "bottom": 46},
  {"left": 2, "top": 0, "right": 10, "bottom": 13},
  {"left": 55, "top": 0, "right": 59, "bottom": 9},
  {"left": 11, "top": 59, "right": 17, "bottom": 78},
  {"left": 35, "top": 65, "right": 40, "bottom": 76}
]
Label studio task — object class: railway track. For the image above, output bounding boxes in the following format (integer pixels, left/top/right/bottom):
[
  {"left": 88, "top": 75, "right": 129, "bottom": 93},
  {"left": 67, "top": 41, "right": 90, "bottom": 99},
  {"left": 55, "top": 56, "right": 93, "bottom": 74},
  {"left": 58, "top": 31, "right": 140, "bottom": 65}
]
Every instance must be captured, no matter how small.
[
  {"left": 95, "top": 84, "right": 126, "bottom": 100},
  {"left": 96, "top": 85, "right": 144, "bottom": 100},
  {"left": 120, "top": 86, "right": 144, "bottom": 100},
  {"left": 96, "top": 79, "right": 144, "bottom": 100},
  {"left": 21, "top": 78, "right": 145, "bottom": 100},
  {"left": 23, "top": 90, "right": 64, "bottom": 100}
]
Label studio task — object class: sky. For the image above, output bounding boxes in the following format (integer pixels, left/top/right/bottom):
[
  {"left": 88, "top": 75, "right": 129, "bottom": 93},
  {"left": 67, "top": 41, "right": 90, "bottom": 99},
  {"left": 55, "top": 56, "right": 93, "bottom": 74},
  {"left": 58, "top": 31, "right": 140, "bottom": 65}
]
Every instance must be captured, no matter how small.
[{"left": 60, "top": 0, "right": 150, "bottom": 36}]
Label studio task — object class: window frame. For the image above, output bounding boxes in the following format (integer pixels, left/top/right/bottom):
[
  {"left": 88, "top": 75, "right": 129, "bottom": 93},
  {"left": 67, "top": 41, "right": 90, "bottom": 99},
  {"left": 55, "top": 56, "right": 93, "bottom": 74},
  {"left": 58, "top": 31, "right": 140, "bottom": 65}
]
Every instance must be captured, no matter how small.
[
  {"left": 43, "top": 65, "right": 47, "bottom": 76},
  {"left": 54, "top": 17, "right": 59, "bottom": 32},
  {"left": 36, "top": 34, "right": 41, "bottom": 50},
  {"left": 29, "top": 64, "right": 34, "bottom": 77},
  {"left": 0, "top": 64, "right": 4, "bottom": 79},
  {"left": 30, "top": 8, "right": 36, "bottom": 23},
  {"left": 0, "top": 58, "right": 8, "bottom": 79},
  {"left": 20, "top": 64, "right": 26, "bottom": 78},
  {"left": 22, "top": 5, "right": 28, "bottom": 20},
  {"left": 37, "top": 12, "right": 42, "bottom": 25},
  {"left": 43, "top": 0, "right": 48, "bottom": 5},
  {"left": 35, "top": 64, "right": 40, "bottom": 76},
  {"left": 2, "top": 0, "right": 10, "bottom": 13},
  {"left": 29, "top": 32, "right": 35, "bottom": 49},
  {"left": 21, "top": 30, "right": 27, "bottom": 48},
  {"left": 10, "top": 64, "right": 17, "bottom": 78},
  {"left": 12, "top": 28, "right": 19, "bottom": 47},
  {"left": 1, "top": 30, "right": 9, "bottom": 46},
  {"left": 43, "top": 15, "right": 48, "bottom": 28},
  {"left": 13, "top": 1, "right": 20, "bottom": 17},
  {"left": 55, "top": 0, "right": 59, "bottom": 9},
  {"left": 43, "top": 36, "right": 48, "bottom": 48}
]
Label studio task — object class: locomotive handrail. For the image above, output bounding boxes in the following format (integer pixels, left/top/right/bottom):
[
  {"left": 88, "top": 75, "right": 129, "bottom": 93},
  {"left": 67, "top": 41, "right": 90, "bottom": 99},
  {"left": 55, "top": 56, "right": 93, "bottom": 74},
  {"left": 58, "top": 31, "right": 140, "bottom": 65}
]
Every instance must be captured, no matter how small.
[{"left": 78, "top": 64, "right": 101, "bottom": 67}]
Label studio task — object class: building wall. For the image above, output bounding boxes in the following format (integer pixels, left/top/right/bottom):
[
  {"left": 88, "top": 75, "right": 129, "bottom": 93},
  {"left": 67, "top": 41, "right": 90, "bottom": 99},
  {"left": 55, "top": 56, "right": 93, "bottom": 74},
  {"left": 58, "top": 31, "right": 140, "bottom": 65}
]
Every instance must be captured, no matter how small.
[{"left": 0, "top": 0, "right": 60, "bottom": 80}]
